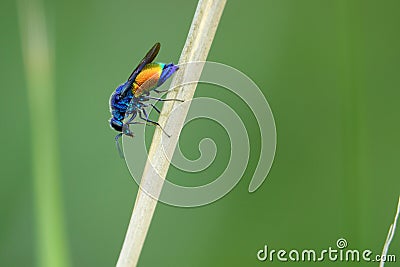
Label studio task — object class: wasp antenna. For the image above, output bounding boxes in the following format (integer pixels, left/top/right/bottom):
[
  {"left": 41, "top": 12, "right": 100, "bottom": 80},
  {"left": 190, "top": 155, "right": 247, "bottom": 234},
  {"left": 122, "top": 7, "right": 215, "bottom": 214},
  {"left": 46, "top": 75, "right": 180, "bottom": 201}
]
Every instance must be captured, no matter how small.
[{"left": 115, "top": 133, "right": 124, "bottom": 159}]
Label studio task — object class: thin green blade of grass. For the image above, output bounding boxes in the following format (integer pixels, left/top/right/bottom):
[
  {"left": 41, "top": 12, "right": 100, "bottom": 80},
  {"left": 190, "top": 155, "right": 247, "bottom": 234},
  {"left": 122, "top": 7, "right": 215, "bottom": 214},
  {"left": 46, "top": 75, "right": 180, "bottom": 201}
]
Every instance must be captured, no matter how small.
[
  {"left": 18, "top": 1, "right": 70, "bottom": 267},
  {"left": 379, "top": 197, "right": 400, "bottom": 267}
]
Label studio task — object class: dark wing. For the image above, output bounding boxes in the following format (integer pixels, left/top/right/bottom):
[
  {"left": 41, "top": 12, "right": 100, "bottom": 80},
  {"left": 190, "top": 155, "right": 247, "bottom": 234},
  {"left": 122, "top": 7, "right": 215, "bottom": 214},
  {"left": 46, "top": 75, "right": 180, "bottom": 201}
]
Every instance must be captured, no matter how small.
[{"left": 121, "top": 42, "right": 161, "bottom": 96}]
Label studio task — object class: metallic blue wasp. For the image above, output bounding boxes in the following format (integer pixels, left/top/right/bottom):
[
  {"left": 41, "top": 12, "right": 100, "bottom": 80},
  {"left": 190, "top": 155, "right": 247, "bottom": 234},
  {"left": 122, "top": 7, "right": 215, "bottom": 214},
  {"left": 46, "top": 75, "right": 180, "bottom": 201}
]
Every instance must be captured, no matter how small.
[{"left": 109, "top": 43, "right": 182, "bottom": 156}]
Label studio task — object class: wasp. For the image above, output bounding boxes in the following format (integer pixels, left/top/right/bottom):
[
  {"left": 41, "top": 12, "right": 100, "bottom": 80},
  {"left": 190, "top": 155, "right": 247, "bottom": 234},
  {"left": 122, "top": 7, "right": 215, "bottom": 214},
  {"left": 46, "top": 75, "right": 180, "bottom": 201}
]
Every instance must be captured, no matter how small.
[{"left": 109, "top": 43, "right": 181, "bottom": 156}]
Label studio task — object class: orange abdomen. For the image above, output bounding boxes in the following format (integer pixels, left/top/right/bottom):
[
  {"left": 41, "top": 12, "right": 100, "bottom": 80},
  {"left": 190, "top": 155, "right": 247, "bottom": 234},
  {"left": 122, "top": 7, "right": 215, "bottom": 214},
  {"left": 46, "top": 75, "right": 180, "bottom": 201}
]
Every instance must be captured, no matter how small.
[{"left": 132, "top": 63, "right": 163, "bottom": 97}]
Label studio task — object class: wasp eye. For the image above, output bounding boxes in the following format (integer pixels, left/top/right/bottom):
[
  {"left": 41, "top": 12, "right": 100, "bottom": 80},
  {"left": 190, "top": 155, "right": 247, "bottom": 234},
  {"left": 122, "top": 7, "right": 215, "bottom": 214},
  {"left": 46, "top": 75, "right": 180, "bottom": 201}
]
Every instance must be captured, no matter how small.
[{"left": 110, "top": 119, "right": 123, "bottom": 132}]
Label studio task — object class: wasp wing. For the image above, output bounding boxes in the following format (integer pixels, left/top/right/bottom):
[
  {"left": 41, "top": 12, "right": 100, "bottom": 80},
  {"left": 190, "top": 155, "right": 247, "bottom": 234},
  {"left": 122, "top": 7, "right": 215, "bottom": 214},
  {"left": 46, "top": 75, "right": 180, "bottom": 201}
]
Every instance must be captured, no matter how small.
[{"left": 121, "top": 42, "right": 161, "bottom": 97}]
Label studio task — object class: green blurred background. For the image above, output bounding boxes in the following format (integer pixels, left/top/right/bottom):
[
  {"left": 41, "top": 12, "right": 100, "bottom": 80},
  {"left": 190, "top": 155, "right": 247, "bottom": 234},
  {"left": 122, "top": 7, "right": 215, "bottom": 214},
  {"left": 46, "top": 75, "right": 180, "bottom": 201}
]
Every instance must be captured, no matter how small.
[{"left": 1, "top": 0, "right": 399, "bottom": 266}]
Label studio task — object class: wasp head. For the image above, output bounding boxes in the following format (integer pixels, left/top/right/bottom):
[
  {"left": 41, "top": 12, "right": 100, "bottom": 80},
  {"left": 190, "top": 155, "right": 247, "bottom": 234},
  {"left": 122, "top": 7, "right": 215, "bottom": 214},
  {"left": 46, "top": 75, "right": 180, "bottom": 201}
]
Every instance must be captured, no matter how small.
[{"left": 122, "top": 124, "right": 134, "bottom": 138}]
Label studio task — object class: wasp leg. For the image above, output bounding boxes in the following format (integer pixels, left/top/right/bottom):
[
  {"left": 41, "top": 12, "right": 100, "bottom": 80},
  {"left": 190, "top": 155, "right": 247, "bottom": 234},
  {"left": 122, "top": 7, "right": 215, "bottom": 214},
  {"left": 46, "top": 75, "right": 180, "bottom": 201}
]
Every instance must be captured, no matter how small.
[
  {"left": 128, "top": 121, "right": 145, "bottom": 125},
  {"left": 126, "top": 113, "right": 163, "bottom": 127},
  {"left": 141, "top": 103, "right": 164, "bottom": 115},
  {"left": 115, "top": 133, "right": 124, "bottom": 158},
  {"left": 145, "top": 96, "right": 184, "bottom": 102},
  {"left": 125, "top": 110, "right": 137, "bottom": 124},
  {"left": 127, "top": 118, "right": 167, "bottom": 135},
  {"left": 154, "top": 88, "right": 172, "bottom": 93},
  {"left": 138, "top": 109, "right": 171, "bottom": 137},
  {"left": 149, "top": 103, "right": 161, "bottom": 114},
  {"left": 127, "top": 121, "right": 156, "bottom": 129},
  {"left": 136, "top": 103, "right": 156, "bottom": 113},
  {"left": 126, "top": 104, "right": 137, "bottom": 115}
]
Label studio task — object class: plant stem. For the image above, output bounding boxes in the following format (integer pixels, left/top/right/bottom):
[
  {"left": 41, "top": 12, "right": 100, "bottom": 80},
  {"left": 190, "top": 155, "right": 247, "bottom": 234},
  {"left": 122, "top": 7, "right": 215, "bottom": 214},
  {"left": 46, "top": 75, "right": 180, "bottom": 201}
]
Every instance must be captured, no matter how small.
[
  {"left": 116, "top": 0, "right": 226, "bottom": 266},
  {"left": 18, "top": 0, "right": 70, "bottom": 267}
]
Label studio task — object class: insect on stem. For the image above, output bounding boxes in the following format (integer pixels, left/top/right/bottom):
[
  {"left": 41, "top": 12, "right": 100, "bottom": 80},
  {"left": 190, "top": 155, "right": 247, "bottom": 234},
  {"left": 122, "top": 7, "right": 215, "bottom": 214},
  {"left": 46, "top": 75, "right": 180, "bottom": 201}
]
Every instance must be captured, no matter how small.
[{"left": 116, "top": 0, "right": 227, "bottom": 266}]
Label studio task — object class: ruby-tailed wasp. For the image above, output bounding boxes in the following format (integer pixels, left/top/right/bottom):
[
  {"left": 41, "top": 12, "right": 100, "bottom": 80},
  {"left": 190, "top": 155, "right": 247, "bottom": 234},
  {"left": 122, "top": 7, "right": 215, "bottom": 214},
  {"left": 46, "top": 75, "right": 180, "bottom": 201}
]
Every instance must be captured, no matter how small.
[{"left": 109, "top": 43, "right": 182, "bottom": 157}]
